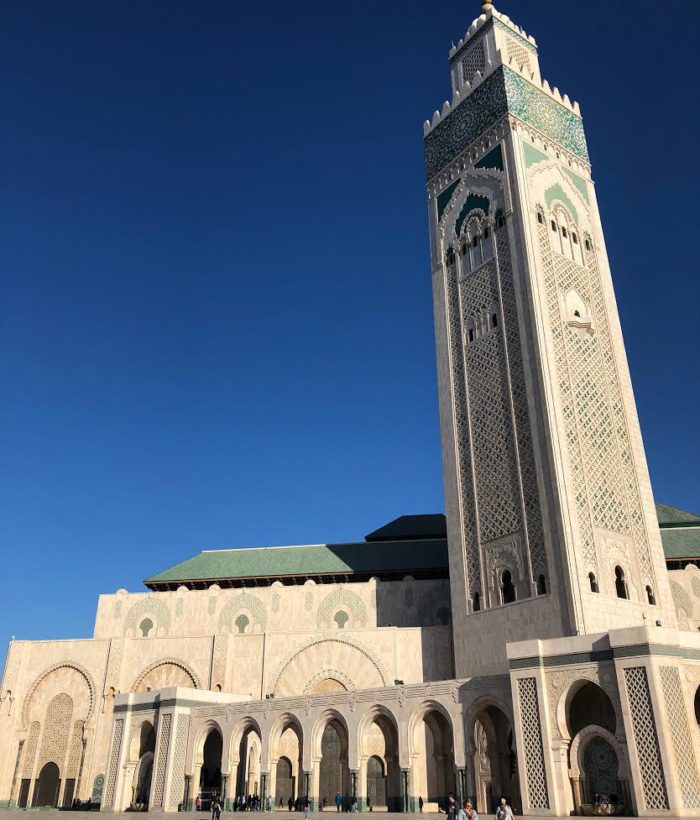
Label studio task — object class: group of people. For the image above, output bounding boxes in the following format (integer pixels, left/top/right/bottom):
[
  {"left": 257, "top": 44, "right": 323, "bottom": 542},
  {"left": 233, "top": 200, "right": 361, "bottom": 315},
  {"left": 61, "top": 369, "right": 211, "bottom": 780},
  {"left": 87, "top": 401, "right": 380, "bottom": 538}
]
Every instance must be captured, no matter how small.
[
  {"left": 278, "top": 796, "right": 311, "bottom": 812},
  {"left": 442, "top": 793, "right": 515, "bottom": 820},
  {"left": 196, "top": 791, "right": 515, "bottom": 818},
  {"left": 70, "top": 797, "right": 96, "bottom": 811}
]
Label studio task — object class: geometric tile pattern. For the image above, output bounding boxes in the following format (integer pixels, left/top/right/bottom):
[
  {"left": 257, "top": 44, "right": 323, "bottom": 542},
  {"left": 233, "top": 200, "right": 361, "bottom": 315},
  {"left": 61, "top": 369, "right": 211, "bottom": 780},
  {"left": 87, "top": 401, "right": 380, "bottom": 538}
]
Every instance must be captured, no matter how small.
[
  {"left": 218, "top": 593, "right": 267, "bottom": 633},
  {"left": 659, "top": 666, "right": 700, "bottom": 808},
  {"left": 623, "top": 667, "right": 669, "bottom": 811},
  {"left": 65, "top": 720, "right": 85, "bottom": 779},
  {"left": 102, "top": 718, "right": 124, "bottom": 810},
  {"left": 167, "top": 715, "right": 191, "bottom": 810},
  {"left": 461, "top": 40, "right": 485, "bottom": 85},
  {"left": 506, "top": 38, "right": 532, "bottom": 73},
  {"left": 536, "top": 214, "right": 656, "bottom": 587},
  {"left": 517, "top": 677, "right": 549, "bottom": 808},
  {"left": 504, "top": 68, "right": 588, "bottom": 163},
  {"left": 443, "top": 216, "right": 548, "bottom": 600},
  {"left": 317, "top": 588, "right": 368, "bottom": 629},
  {"left": 425, "top": 69, "right": 509, "bottom": 180},
  {"left": 424, "top": 67, "right": 588, "bottom": 181},
  {"left": 152, "top": 713, "right": 172, "bottom": 809},
  {"left": 22, "top": 722, "right": 40, "bottom": 779},
  {"left": 444, "top": 256, "right": 481, "bottom": 597},
  {"left": 37, "top": 693, "right": 73, "bottom": 771},
  {"left": 495, "top": 229, "right": 547, "bottom": 578}
]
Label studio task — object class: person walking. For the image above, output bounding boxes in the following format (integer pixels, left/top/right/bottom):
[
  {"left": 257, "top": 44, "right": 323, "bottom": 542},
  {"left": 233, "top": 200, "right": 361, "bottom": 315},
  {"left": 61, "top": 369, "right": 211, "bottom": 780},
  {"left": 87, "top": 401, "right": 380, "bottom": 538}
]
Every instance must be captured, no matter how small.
[
  {"left": 495, "top": 798, "right": 513, "bottom": 820},
  {"left": 445, "top": 794, "right": 458, "bottom": 820},
  {"left": 212, "top": 797, "right": 222, "bottom": 820},
  {"left": 419, "top": 797, "right": 424, "bottom": 813},
  {"left": 335, "top": 792, "right": 342, "bottom": 813},
  {"left": 459, "top": 800, "right": 478, "bottom": 820}
]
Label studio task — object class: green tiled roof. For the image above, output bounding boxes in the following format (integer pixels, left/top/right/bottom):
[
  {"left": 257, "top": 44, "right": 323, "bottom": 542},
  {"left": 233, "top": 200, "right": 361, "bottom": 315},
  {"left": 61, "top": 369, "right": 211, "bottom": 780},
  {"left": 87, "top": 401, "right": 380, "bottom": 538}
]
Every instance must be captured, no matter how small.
[
  {"left": 655, "top": 503, "right": 700, "bottom": 527},
  {"left": 145, "top": 538, "right": 449, "bottom": 587},
  {"left": 366, "top": 514, "right": 447, "bottom": 542},
  {"left": 145, "top": 503, "right": 700, "bottom": 588},
  {"left": 660, "top": 527, "right": 700, "bottom": 560}
]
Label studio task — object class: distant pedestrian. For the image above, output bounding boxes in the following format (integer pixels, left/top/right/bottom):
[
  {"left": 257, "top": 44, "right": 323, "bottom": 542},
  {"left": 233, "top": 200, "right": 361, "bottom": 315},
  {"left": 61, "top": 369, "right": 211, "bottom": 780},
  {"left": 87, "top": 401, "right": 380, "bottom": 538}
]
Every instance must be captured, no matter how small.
[
  {"left": 335, "top": 792, "right": 342, "bottom": 813},
  {"left": 460, "top": 800, "right": 478, "bottom": 820},
  {"left": 419, "top": 797, "right": 424, "bottom": 813},
  {"left": 495, "top": 798, "right": 513, "bottom": 820},
  {"left": 445, "top": 795, "right": 458, "bottom": 820},
  {"left": 197, "top": 796, "right": 202, "bottom": 812}
]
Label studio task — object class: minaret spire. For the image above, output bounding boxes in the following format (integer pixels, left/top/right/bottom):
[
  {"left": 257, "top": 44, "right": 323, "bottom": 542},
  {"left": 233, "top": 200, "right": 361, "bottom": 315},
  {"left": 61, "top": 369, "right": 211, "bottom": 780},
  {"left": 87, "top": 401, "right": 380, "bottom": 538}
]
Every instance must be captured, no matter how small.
[{"left": 481, "top": 0, "right": 493, "bottom": 11}]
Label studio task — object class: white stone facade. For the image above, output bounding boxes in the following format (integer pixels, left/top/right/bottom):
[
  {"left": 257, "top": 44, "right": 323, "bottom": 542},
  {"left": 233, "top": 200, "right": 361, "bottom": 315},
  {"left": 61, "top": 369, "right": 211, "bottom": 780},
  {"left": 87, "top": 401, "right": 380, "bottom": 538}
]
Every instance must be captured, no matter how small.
[{"left": 1, "top": 4, "right": 700, "bottom": 818}]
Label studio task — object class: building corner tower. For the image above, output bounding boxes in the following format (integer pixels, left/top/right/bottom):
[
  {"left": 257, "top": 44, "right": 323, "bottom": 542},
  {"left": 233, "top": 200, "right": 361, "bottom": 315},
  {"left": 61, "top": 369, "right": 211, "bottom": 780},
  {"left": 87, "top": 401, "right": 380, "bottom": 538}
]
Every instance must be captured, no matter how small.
[{"left": 424, "top": 2, "right": 677, "bottom": 678}]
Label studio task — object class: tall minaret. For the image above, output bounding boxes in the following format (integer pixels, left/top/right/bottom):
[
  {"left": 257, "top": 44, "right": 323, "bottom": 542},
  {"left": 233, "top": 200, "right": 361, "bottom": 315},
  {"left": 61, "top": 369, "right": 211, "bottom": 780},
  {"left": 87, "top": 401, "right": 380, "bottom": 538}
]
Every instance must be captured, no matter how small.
[{"left": 425, "top": 2, "right": 676, "bottom": 676}]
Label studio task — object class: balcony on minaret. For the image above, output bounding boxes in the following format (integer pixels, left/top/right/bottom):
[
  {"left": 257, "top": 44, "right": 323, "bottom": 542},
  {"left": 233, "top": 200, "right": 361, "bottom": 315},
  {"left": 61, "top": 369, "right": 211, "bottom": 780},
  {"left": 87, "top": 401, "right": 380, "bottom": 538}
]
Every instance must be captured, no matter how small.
[{"left": 448, "top": 4, "right": 541, "bottom": 99}]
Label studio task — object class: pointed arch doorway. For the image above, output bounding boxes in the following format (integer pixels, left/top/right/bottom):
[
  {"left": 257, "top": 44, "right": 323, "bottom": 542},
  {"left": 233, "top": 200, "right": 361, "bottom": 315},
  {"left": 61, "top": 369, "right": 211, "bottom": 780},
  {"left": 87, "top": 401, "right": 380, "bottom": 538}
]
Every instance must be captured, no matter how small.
[
  {"left": 33, "top": 762, "right": 60, "bottom": 807},
  {"left": 319, "top": 720, "right": 349, "bottom": 807}
]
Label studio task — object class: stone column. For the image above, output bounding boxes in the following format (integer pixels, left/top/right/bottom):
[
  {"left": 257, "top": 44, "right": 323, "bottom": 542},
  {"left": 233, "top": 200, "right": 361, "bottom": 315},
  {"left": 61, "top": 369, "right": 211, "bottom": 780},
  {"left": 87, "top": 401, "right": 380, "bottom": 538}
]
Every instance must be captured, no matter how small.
[
  {"left": 350, "top": 770, "right": 359, "bottom": 811},
  {"left": 465, "top": 758, "right": 476, "bottom": 806},
  {"left": 303, "top": 770, "right": 310, "bottom": 799},
  {"left": 183, "top": 775, "right": 192, "bottom": 811},
  {"left": 221, "top": 774, "right": 229, "bottom": 809},
  {"left": 570, "top": 777, "right": 582, "bottom": 815},
  {"left": 457, "top": 768, "right": 466, "bottom": 805},
  {"left": 261, "top": 773, "right": 267, "bottom": 806},
  {"left": 401, "top": 769, "right": 410, "bottom": 813}
]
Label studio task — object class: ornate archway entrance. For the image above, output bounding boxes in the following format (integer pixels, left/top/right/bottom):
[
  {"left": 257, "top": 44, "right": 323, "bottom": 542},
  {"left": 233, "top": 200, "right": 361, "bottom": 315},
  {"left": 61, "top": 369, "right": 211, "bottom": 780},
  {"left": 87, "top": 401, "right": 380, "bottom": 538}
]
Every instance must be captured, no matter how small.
[
  {"left": 33, "top": 762, "right": 60, "bottom": 807},
  {"left": 319, "top": 720, "right": 349, "bottom": 807},
  {"left": 470, "top": 704, "right": 520, "bottom": 814},
  {"left": 132, "top": 721, "right": 156, "bottom": 809},
  {"left": 582, "top": 737, "right": 621, "bottom": 803},
  {"left": 200, "top": 730, "right": 223, "bottom": 797},
  {"left": 134, "top": 753, "right": 154, "bottom": 807},
  {"left": 275, "top": 757, "right": 294, "bottom": 806},
  {"left": 366, "top": 756, "right": 385, "bottom": 808},
  {"left": 360, "top": 710, "right": 401, "bottom": 811},
  {"left": 411, "top": 707, "right": 455, "bottom": 810}
]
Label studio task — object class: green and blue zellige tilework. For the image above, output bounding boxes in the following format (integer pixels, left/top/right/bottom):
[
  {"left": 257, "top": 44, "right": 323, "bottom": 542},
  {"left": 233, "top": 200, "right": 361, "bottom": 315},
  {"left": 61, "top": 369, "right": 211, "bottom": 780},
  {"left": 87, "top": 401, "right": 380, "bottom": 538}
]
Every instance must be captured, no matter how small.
[
  {"left": 503, "top": 67, "right": 589, "bottom": 163},
  {"left": 425, "top": 66, "right": 589, "bottom": 181}
]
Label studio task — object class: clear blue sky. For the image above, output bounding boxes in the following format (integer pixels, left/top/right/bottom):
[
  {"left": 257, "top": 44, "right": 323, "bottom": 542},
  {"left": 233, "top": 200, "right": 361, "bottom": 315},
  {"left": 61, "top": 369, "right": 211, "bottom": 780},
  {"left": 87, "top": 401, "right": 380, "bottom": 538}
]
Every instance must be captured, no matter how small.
[{"left": 1, "top": 1, "right": 698, "bottom": 662}]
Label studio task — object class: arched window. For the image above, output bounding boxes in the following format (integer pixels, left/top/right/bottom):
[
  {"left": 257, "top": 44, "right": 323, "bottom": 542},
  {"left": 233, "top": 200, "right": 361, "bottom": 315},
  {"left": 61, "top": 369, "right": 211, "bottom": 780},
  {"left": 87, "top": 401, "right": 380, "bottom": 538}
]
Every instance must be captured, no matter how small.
[
  {"left": 333, "top": 610, "right": 349, "bottom": 629},
  {"left": 614, "top": 566, "right": 628, "bottom": 600},
  {"left": 501, "top": 570, "right": 516, "bottom": 604},
  {"left": 589, "top": 572, "right": 599, "bottom": 593},
  {"left": 235, "top": 613, "right": 250, "bottom": 634},
  {"left": 445, "top": 248, "right": 455, "bottom": 266},
  {"left": 473, "top": 592, "right": 481, "bottom": 612},
  {"left": 646, "top": 585, "right": 656, "bottom": 605},
  {"left": 139, "top": 618, "right": 153, "bottom": 638},
  {"left": 537, "top": 574, "right": 547, "bottom": 595}
]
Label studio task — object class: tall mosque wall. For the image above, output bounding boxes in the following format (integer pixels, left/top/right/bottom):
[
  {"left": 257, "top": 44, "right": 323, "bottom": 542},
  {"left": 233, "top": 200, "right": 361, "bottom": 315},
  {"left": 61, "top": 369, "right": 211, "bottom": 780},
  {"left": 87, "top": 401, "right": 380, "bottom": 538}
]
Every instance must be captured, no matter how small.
[
  {"left": 0, "top": 579, "right": 454, "bottom": 811},
  {"left": 2, "top": 4, "right": 700, "bottom": 818}
]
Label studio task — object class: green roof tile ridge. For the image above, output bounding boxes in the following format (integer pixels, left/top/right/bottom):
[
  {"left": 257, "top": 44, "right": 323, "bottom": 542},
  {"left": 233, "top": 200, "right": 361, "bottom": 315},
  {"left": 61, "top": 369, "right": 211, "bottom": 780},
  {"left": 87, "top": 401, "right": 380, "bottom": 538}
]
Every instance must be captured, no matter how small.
[{"left": 655, "top": 502, "right": 700, "bottom": 527}]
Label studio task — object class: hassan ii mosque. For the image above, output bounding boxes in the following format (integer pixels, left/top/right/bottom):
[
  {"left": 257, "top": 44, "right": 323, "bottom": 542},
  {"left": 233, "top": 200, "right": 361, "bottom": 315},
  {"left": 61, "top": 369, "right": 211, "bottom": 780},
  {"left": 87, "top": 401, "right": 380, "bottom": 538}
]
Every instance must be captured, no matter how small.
[{"left": 2, "top": 2, "right": 700, "bottom": 817}]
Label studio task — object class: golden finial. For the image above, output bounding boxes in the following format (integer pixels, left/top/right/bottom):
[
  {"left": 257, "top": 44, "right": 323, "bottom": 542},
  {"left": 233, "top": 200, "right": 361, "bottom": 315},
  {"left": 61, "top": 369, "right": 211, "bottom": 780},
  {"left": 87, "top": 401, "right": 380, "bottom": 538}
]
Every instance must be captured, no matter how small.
[{"left": 482, "top": 1, "right": 493, "bottom": 11}]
